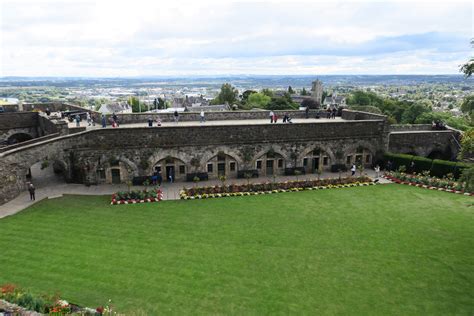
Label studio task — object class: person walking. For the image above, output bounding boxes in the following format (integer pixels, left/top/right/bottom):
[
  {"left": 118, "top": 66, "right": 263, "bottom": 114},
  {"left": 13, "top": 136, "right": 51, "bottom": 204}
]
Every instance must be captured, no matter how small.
[
  {"left": 174, "top": 110, "right": 179, "bottom": 124},
  {"left": 331, "top": 108, "right": 337, "bottom": 119},
  {"left": 112, "top": 112, "right": 119, "bottom": 127},
  {"left": 351, "top": 164, "right": 356, "bottom": 176},
  {"left": 374, "top": 164, "right": 380, "bottom": 179},
  {"left": 200, "top": 110, "right": 205, "bottom": 123},
  {"left": 101, "top": 114, "right": 107, "bottom": 128},
  {"left": 75, "top": 114, "right": 80, "bottom": 127},
  {"left": 86, "top": 112, "right": 92, "bottom": 126},
  {"left": 269, "top": 110, "right": 274, "bottom": 123},
  {"left": 147, "top": 116, "right": 153, "bottom": 127},
  {"left": 28, "top": 183, "right": 35, "bottom": 201}
]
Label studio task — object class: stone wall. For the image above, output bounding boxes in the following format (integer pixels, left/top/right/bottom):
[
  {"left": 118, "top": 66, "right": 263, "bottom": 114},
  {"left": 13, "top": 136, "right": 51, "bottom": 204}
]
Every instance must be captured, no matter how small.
[
  {"left": 0, "top": 112, "right": 38, "bottom": 130},
  {"left": 389, "top": 130, "right": 459, "bottom": 159},
  {"left": 0, "top": 119, "right": 387, "bottom": 204},
  {"left": 104, "top": 109, "right": 319, "bottom": 125},
  {"left": 341, "top": 109, "right": 387, "bottom": 121},
  {"left": 0, "top": 112, "right": 68, "bottom": 143},
  {"left": 389, "top": 124, "right": 432, "bottom": 132}
]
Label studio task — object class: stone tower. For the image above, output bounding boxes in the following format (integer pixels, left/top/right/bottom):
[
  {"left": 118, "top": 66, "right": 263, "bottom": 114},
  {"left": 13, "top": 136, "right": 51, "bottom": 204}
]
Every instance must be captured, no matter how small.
[{"left": 311, "top": 79, "right": 323, "bottom": 105}]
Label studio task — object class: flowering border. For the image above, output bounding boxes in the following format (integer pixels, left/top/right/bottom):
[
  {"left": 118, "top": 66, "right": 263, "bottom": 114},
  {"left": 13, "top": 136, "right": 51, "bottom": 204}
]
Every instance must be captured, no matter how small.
[
  {"left": 111, "top": 189, "right": 163, "bottom": 205},
  {"left": 180, "top": 181, "right": 377, "bottom": 200},
  {"left": 382, "top": 174, "right": 473, "bottom": 196}
]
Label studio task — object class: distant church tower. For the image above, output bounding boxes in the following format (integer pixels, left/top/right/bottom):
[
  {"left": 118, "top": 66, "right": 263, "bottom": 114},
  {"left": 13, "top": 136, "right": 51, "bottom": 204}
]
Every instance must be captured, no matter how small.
[{"left": 311, "top": 79, "right": 323, "bottom": 105}]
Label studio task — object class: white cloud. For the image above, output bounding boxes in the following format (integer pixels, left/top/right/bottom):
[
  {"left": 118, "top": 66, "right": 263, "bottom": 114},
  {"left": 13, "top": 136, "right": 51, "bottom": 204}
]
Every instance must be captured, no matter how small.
[{"left": 0, "top": 0, "right": 472, "bottom": 76}]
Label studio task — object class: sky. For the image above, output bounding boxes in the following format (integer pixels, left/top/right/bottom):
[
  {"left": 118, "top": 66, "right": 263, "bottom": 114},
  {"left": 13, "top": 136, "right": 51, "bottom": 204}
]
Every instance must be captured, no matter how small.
[{"left": 0, "top": 0, "right": 472, "bottom": 77}]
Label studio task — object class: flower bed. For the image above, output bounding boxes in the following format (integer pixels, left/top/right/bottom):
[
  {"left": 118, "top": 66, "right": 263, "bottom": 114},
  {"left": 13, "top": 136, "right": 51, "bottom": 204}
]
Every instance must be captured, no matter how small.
[
  {"left": 111, "top": 188, "right": 163, "bottom": 205},
  {"left": 180, "top": 176, "right": 375, "bottom": 200},
  {"left": 0, "top": 283, "right": 114, "bottom": 315},
  {"left": 383, "top": 171, "right": 473, "bottom": 196}
]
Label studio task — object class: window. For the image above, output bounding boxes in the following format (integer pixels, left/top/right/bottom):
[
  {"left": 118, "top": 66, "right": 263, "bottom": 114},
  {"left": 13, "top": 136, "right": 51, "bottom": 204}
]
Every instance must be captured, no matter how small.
[
  {"left": 323, "top": 157, "right": 329, "bottom": 166},
  {"left": 230, "top": 162, "right": 236, "bottom": 171},
  {"left": 278, "top": 159, "right": 283, "bottom": 168},
  {"left": 303, "top": 158, "right": 308, "bottom": 166},
  {"left": 313, "top": 149, "right": 321, "bottom": 156},
  {"left": 256, "top": 160, "right": 262, "bottom": 169},
  {"left": 155, "top": 166, "right": 161, "bottom": 173},
  {"left": 179, "top": 165, "right": 185, "bottom": 174},
  {"left": 97, "top": 169, "right": 106, "bottom": 179},
  {"left": 346, "top": 155, "right": 352, "bottom": 164},
  {"left": 207, "top": 163, "right": 213, "bottom": 173},
  {"left": 365, "top": 155, "right": 371, "bottom": 163}
]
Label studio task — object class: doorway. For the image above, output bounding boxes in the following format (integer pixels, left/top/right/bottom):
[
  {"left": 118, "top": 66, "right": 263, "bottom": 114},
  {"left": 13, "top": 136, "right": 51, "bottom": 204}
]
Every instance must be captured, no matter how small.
[
  {"left": 266, "top": 160, "right": 274, "bottom": 176},
  {"left": 217, "top": 163, "right": 226, "bottom": 176},
  {"left": 311, "top": 157, "right": 320, "bottom": 173},
  {"left": 111, "top": 169, "right": 121, "bottom": 184}
]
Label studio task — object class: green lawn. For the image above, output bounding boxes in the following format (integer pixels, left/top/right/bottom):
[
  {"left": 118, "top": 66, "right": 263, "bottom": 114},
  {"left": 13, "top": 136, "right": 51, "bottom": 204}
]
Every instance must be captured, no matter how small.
[{"left": 0, "top": 185, "right": 473, "bottom": 315}]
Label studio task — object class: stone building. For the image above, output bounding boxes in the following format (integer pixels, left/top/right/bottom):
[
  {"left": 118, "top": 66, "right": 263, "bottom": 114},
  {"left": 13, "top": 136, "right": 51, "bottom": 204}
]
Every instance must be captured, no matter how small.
[
  {"left": 311, "top": 79, "right": 323, "bottom": 104},
  {"left": 0, "top": 107, "right": 462, "bottom": 205}
]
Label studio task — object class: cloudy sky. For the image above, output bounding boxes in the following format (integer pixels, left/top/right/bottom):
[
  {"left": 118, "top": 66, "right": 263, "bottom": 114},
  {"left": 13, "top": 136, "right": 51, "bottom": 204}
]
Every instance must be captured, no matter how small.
[{"left": 0, "top": 0, "right": 472, "bottom": 76}]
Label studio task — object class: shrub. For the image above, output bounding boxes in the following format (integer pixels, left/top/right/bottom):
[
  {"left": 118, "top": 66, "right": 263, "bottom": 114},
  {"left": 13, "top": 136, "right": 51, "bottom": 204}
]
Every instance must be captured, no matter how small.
[
  {"left": 411, "top": 156, "right": 433, "bottom": 174},
  {"left": 384, "top": 153, "right": 413, "bottom": 170},
  {"left": 430, "top": 159, "right": 457, "bottom": 178}
]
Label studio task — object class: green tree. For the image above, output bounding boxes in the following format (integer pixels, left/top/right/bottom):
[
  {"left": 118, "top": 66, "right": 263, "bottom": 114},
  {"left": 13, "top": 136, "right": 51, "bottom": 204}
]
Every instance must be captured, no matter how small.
[
  {"left": 247, "top": 93, "right": 271, "bottom": 109},
  {"left": 301, "top": 98, "right": 320, "bottom": 109},
  {"left": 266, "top": 97, "right": 298, "bottom": 110},
  {"left": 128, "top": 96, "right": 141, "bottom": 113},
  {"left": 288, "top": 86, "right": 295, "bottom": 94},
  {"left": 461, "top": 95, "right": 474, "bottom": 122},
  {"left": 401, "top": 102, "right": 430, "bottom": 124},
  {"left": 301, "top": 87, "right": 309, "bottom": 96},
  {"left": 241, "top": 90, "right": 256, "bottom": 104},
  {"left": 211, "top": 83, "right": 238, "bottom": 105},
  {"left": 157, "top": 97, "right": 166, "bottom": 109},
  {"left": 261, "top": 88, "right": 274, "bottom": 98},
  {"left": 459, "top": 39, "right": 473, "bottom": 78},
  {"left": 459, "top": 128, "right": 474, "bottom": 159}
]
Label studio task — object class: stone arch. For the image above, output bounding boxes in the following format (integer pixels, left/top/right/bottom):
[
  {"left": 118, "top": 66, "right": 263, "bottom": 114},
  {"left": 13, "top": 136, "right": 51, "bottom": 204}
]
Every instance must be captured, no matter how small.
[
  {"left": 147, "top": 150, "right": 190, "bottom": 174},
  {"left": 252, "top": 146, "right": 288, "bottom": 177},
  {"left": 203, "top": 149, "right": 242, "bottom": 179},
  {"left": 299, "top": 144, "right": 336, "bottom": 172},
  {"left": 427, "top": 146, "right": 452, "bottom": 160},
  {"left": 96, "top": 155, "right": 139, "bottom": 184},
  {"left": 151, "top": 155, "right": 187, "bottom": 182},
  {"left": 7, "top": 133, "right": 33, "bottom": 145},
  {"left": 344, "top": 141, "right": 377, "bottom": 167},
  {"left": 25, "top": 156, "right": 70, "bottom": 187}
]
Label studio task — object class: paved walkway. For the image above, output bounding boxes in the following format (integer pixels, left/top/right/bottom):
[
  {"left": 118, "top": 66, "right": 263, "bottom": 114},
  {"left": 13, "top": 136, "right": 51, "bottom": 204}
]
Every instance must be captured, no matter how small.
[
  {"left": 69, "top": 117, "right": 344, "bottom": 129},
  {"left": 0, "top": 168, "right": 391, "bottom": 219}
]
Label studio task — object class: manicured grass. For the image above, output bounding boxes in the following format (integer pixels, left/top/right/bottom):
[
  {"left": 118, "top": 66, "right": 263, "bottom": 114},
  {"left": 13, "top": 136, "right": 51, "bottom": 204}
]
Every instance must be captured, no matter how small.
[{"left": 0, "top": 185, "right": 472, "bottom": 315}]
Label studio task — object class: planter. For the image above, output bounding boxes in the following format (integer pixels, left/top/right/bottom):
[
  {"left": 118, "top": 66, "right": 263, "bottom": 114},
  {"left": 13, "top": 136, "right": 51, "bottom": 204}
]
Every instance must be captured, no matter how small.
[{"left": 180, "top": 176, "right": 376, "bottom": 200}]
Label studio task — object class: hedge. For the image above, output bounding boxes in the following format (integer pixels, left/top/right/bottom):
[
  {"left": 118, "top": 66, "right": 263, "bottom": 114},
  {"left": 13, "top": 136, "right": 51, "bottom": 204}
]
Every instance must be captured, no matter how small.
[{"left": 383, "top": 152, "right": 471, "bottom": 179}]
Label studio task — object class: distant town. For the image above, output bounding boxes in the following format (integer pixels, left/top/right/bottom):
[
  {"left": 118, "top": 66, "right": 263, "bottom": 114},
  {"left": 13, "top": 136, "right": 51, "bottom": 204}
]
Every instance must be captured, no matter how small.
[{"left": 0, "top": 75, "right": 472, "bottom": 129}]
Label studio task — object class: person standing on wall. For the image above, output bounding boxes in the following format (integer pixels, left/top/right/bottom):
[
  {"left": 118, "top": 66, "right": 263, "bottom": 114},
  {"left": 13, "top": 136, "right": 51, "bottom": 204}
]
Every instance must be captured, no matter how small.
[
  {"left": 269, "top": 110, "right": 274, "bottom": 123},
  {"left": 101, "top": 114, "right": 107, "bottom": 128},
  {"left": 147, "top": 116, "right": 153, "bottom": 127},
  {"left": 200, "top": 110, "right": 205, "bottom": 123},
  {"left": 174, "top": 110, "right": 179, "bottom": 124},
  {"left": 305, "top": 106, "right": 309, "bottom": 119}
]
